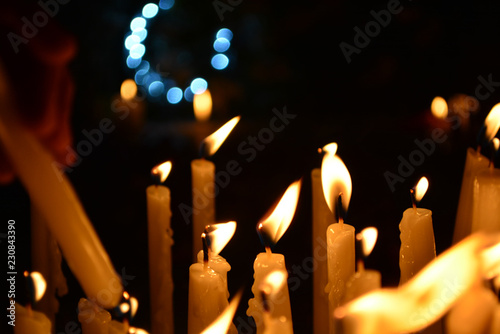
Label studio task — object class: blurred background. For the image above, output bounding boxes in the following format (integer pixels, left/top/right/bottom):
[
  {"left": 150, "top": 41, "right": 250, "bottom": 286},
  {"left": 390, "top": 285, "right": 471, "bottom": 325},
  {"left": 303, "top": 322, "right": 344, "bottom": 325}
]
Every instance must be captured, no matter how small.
[{"left": 2, "top": 0, "right": 500, "bottom": 332}]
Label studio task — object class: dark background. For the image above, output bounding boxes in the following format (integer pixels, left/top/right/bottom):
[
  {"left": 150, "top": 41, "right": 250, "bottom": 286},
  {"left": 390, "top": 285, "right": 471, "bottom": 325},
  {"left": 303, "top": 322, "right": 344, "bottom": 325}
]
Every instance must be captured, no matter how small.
[{"left": 2, "top": 0, "right": 500, "bottom": 333}]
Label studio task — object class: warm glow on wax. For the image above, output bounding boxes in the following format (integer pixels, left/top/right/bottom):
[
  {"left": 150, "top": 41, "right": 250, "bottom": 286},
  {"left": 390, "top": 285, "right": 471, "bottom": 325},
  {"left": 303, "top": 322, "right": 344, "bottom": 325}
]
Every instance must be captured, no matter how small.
[
  {"left": 194, "top": 89, "right": 213, "bottom": 122},
  {"left": 321, "top": 143, "right": 352, "bottom": 216},
  {"left": 261, "top": 270, "right": 287, "bottom": 297},
  {"left": 202, "top": 116, "right": 240, "bottom": 156},
  {"left": 258, "top": 180, "right": 302, "bottom": 245}
]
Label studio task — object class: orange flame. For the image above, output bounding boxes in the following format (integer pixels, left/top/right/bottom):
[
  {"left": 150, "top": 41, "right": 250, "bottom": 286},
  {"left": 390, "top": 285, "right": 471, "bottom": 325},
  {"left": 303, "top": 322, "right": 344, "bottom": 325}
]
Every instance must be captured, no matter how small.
[
  {"left": 321, "top": 143, "right": 352, "bottom": 216},
  {"left": 431, "top": 96, "right": 448, "bottom": 120},
  {"left": 258, "top": 180, "right": 302, "bottom": 245},
  {"left": 151, "top": 161, "right": 172, "bottom": 184},
  {"left": 205, "top": 221, "right": 237, "bottom": 256},
  {"left": 119, "top": 291, "right": 139, "bottom": 318},
  {"left": 201, "top": 291, "right": 242, "bottom": 334},
  {"left": 260, "top": 270, "right": 287, "bottom": 298},
  {"left": 493, "top": 138, "right": 500, "bottom": 153},
  {"left": 336, "top": 233, "right": 500, "bottom": 334},
  {"left": 357, "top": 227, "right": 378, "bottom": 257},
  {"left": 414, "top": 177, "right": 429, "bottom": 203},
  {"left": 193, "top": 89, "right": 212, "bottom": 122},
  {"left": 24, "top": 271, "right": 47, "bottom": 302},
  {"left": 202, "top": 116, "right": 240, "bottom": 156},
  {"left": 485, "top": 103, "right": 500, "bottom": 141},
  {"left": 128, "top": 328, "right": 149, "bottom": 334}
]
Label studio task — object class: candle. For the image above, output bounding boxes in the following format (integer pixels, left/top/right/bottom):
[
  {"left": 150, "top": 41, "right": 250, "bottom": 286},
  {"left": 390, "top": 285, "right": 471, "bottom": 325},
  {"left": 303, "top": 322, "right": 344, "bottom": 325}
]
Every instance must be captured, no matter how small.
[
  {"left": 30, "top": 203, "right": 68, "bottom": 328},
  {"left": 259, "top": 270, "right": 294, "bottom": 334},
  {"left": 247, "top": 180, "right": 302, "bottom": 334},
  {"left": 191, "top": 116, "right": 240, "bottom": 261},
  {"left": 201, "top": 291, "right": 242, "bottom": 334},
  {"left": 311, "top": 143, "right": 336, "bottom": 334},
  {"left": 0, "top": 64, "right": 123, "bottom": 308},
  {"left": 453, "top": 104, "right": 500, "bottom": 244},
  {"left": 336, "top": 232, "right": 500, "bottom": 334},
  {"left": 188, "top": 221, "right": 237, "bottom": 334},
  {"left": 146, "top": 160, "right": 174, "bottom": 334},
  {"left": 15, "top": 271, "right": 51, "bottom": 334},
  {"left": 343, "top": 227, "right": 381, "bottom": 304},
  {"left": 399, "top": 177, "right": 436, "bottom": 285},
  {"left": 320, "top": 143, "right": 355, "bottom": 333}
]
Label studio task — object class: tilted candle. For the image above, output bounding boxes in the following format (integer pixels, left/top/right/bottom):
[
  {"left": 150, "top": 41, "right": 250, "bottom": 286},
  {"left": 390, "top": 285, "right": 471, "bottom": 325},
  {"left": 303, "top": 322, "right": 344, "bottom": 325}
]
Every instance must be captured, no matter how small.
[{"left": 248, "top": 180, "right": 301, "bottom": 334}]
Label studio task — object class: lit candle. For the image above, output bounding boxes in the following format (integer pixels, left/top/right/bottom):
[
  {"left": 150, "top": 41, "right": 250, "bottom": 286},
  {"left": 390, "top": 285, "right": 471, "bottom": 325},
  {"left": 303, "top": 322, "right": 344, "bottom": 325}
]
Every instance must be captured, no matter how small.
[
  {"left": 191, "top": 116, "right": 240, "bottom": 261},
  {"left": 259, "top": 270, "right": 294, "bottom": 334},
  {"left": 30, "top": 204, "right": 68, "bottom": 328},
  {"left": 321, "top": 144, "right": 355, "bottom": 333},
  {"left": 453, "top": 104, "right": 500, "bottom": 244},
  {"left": 15, "top": 271, "right": 51, "bottom": 334},
  {"left": 247, "top": 180, "right": 302, "bottom": 334},
  {"left": 399, "top": 177, "right": 436, "bottom": 285},
  {"left": 0, "top": 64, "right": 123, "bottom": 308},
  {"left": 471, "top": 138, "right": 500, "bottom": 234},
  {"left": 343, "top": 227, "right": 381, "bottom": 304},
  {"left": 201, "top": 291, "right": 242, "bottom": 334},
  {"left": 336, "top": 232, "right": 500, "bottom": 334},
  {"left": 311, "top": 144, "right": 336, "bottom": 334},
  {"left": 188, "top": 221, "right": 237, "bottom": 334},
  {"left": 146, "top": 160, "right": 174, "bottom": 334}
]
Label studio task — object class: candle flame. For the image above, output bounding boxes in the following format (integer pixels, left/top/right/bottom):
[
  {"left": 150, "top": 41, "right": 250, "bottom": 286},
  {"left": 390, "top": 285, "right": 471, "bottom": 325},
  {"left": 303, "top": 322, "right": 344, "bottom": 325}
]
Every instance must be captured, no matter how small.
[
  {"left": 128, "top": 328, "right": 149, "bottom": 334},
  {"left": 260, "top": 270, "right": 287, "bottom": 298},
  {"left": 321, "top": 143, "right": 352, "bottom": 216},
  {"left": 431, "top": 96, "right": 448, "bottom": 120},
  {"left": 25, "top": 271, "right": 47, "bottom": 302},
  {"left": 151, "top": 161, "right": 172, "bottom": 184},
  {"left": 201, "top": 291, "right": 242, "bottom": 334},
  {"left": 357, "top": 227, "right": 378, "bottom": 257},
  {"left": 414, "top": 177, "right": 429, "bottom": 203},
  {"left": 119, "top": 291, "right": 139, "bottom": 318},
  {"left": 493, "top": 138, "right": 500, "bottom": 153},
  {"left": 205, "top": 221, "right": 237, "bottom": 256},
  {"left": 193, "top": 89, "right": 212, "bottom": 122},
  {"left": 336, "top": 233, "right": 500, "bottom": 334},
  {"left": 120, "top": 79, "right": 137, "bottom": 101},
  {"left": 258, "top": 180, "right": 302, "bottom": 245},
  {"left": 202, "top": 116, "right": 240, "bottom": 157},
  {"left": 485, "top": 103, "right": 500, "bottom": 142}
]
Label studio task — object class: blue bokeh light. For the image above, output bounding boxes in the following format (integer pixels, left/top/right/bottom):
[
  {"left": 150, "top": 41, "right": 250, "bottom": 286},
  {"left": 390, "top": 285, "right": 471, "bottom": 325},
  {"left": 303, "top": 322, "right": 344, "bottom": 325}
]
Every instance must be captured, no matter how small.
[
  {"left": 132, "top": 28, "right": 148, "bottom": 42},
  {"left": 126, "top": 55, "right": 142, "bottom": 69},
  {"left": 125, "top": 34, "right": 140, "bottom": 50},
  {"left": 134, "top": 69, "right": 149, "bottom": 85},
  {"left": 216, "top": 28, "right": 233, "bottom": 41},
  {"left": 213, "top": 37, "right": 230, "bottom": 52},
  {"left": 211, "top": 54, "right": 229, "bottom": 70},
  {"left": 130, "top": 17, "right": 147, "bottom": 31},
  {"left": 159, "top": 0, "right": 175, "bottom": 10},
  {"left": 167, "top": 87, "right": 182, "bottom": 104},
  {"left": 190, "top": 78, "right": 208, "bottom": 94},
  {"left": 184, "top": 87, "right": 194, "bottom": 102},
  {"left": 130, "top": 43, "right": 146, "bottom": 59},
  {"left": 148, "top": 81, "right": 164, "bottom": 96},
  {"left": 142, "top": 3, "right": 159, "bottom": 18}
]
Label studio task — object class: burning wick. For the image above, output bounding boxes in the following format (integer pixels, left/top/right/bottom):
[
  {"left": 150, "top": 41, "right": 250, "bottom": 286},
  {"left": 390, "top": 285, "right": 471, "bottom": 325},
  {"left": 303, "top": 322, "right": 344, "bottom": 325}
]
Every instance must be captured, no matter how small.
[
  {"left": 201, "top": 232, "right": 209, "bottom": 269},
  {"left": 23, "top": 271, "right": 34, "bottom": 316},
  {"left": 355, "top": 234, "right": 366, "bottom": 272},
  {"left": 410, "top": 189, "right": 417, "bottom": 212},
  {"left": 490, "top": 138, "right": 499, "bottom": 169},
  {"left": 257, "top": 223, "right": 273, "bottom": 256},
  {"left": 337, "top": 193, "right": 345, "bottom": 227}
]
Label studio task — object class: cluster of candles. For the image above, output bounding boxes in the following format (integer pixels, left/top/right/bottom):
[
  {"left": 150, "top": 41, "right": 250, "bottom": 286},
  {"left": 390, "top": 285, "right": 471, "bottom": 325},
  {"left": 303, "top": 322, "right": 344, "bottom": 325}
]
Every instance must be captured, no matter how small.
[{"left": 1, "top": 69, "right": 500, "bottom": 334}]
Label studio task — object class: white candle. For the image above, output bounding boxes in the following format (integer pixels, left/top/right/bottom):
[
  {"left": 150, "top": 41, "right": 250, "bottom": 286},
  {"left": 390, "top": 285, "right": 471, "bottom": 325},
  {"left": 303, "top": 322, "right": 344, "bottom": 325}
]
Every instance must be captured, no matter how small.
[
  {"left": 188, "top": 222, "right": 237, "bottom": 334},
  {"left": 259, "top": 270, "right": 294, "bottom": 334},
  {"left": 319, "top": 143, "right": 355, "bottom": 333},
  {"left": 311, "top": 167, "right": 334, "bottom": 334},
  {"left": 201, "top": 292, "right": 242, "bottom": 334},
  {"left": 343, "top": 228, "right": 381, "bottom": 304},
  {"left": 247, "top": 180, "right": 301, "bottom": 334},
  {"left": 453, "top": 148, "right": 489, "bottom": 243},
  {"left": 31, "top": 203, "right": 68, "bottom": 328},
  {"left": 147, "top": 161, "right": 174, "bottom": 334},
  {"left": 15, "top": 303, "right": 51, "bottom": 334},
  {"left": 0, "top": 63, "right": 122, "bottom": 308},
  {"left": 399, "top": 177, "right": 436, "bottom": 285},
  {"left": 191, "top": 116, "right": 240, "bottom": 261},
  {"left": 471, "top": 167, "right": 500, "bottom": 234}
]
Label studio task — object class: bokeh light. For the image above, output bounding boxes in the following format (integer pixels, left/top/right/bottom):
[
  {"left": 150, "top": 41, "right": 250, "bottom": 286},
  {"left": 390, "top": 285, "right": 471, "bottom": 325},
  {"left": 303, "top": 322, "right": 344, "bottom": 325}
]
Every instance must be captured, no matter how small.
[
  {"left": 190, "top": 78, "right": 208, "bottom": 94},
  {"left": 167, "top": 87, "right": 182, "bottom": 104},
  {"left": 142, "top": 3, "right": 159, "bottom": 18},
  {"left": 211, "top": 54, "right": 229, "bottom": 70},
  {"left": 120, "top": 79, "right": 138, "bottom": 100},
  {"left": 213, "top": 37, "right": 230, "bottom": 52}
]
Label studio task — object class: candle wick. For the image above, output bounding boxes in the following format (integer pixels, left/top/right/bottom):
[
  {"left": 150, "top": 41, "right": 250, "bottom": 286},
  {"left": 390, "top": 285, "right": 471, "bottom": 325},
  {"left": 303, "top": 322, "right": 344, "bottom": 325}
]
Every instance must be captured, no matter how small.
[
  {"left": 265, "top": 246, "right": 272, "bottom": 257},
  {"left": 202, "top": 232, "right": 210, "bottom": 270},
  {"left": 337, "top": 193, "right": 345, "bottom": 228},
  {"left": 410, "top": 189, "right": 417, "bottom": 212},
  {"left": 27, "top": 303, "right": 33, "bottom": 317},
  {"left": 357, "top": 259, "right": 365, "bottom": 273}
]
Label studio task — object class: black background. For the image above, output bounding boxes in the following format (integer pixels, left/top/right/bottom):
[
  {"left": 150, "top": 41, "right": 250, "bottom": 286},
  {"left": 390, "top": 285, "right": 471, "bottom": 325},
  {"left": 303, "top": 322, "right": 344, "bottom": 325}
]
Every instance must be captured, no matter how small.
[{"left": 2, "top": 0, "right": 500, "bottom": 333}]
